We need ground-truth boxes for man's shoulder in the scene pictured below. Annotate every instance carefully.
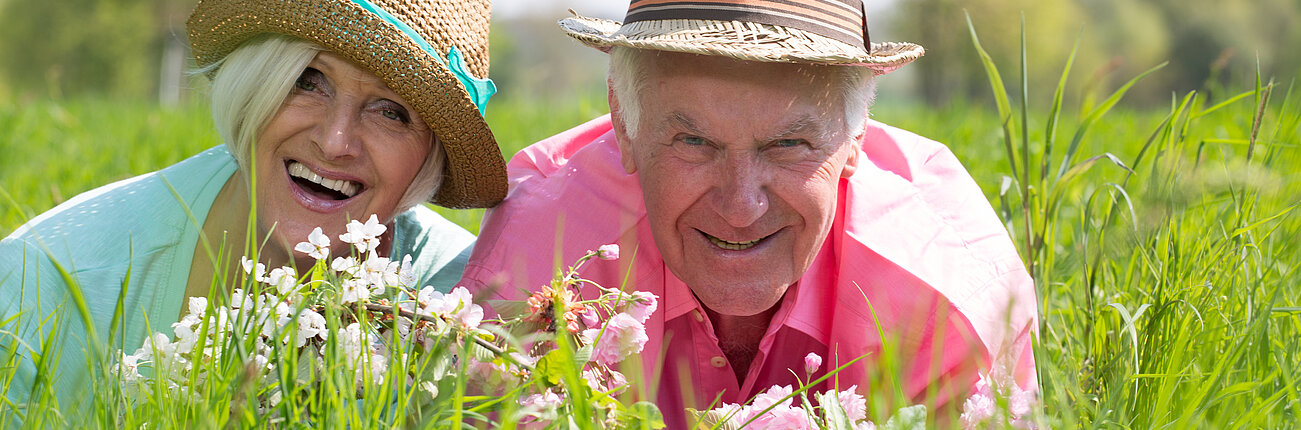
[462,115,649,300]
[857,119,959,184]
[508,115,617,179]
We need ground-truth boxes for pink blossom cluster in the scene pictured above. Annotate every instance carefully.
[699,383,876,430]
[959,370,1038,429]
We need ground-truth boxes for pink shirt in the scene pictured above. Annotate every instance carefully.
[460,115,1037,426]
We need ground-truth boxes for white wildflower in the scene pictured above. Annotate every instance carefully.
[397,255,416,288]
[293,227,331,260]
[241,256,268,282]
[339,278,371,305]
[332,256,360,277]
[185,296,207,318]
[339,214,386,254]
[295,309,329,347]
[266,267,298,296]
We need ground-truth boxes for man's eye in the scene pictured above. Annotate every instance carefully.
[775,139,805,148]
[681,136,706,146]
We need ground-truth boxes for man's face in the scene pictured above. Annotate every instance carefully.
[612,52,861,317]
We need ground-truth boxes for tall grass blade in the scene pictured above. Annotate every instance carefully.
[965,12,1019,184]
[1056,62,1167,179]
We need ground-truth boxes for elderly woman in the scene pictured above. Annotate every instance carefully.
[0,0,503,405]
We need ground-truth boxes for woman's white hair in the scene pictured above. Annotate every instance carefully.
[608,46,877,140]
[200,34,445,216]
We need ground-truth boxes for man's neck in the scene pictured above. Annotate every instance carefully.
[704,302,781,383]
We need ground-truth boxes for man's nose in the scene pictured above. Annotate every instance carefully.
[314,106,362,160]
[711,155,769,228]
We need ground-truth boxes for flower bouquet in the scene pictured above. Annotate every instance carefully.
[111,215,663,428]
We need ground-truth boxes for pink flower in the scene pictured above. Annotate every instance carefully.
[960,391,996,428]
[578,306,601,328]
[596,244,619,260]
[834,386,868,422]
[751,385,793,410]
[960,374,1037,429]
[620,291,658,323]
[757,405,812,429]
[518,389,563,427]
[803,352,822,375]
[582,313,648,366]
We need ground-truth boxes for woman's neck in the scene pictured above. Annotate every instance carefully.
[183,174,252,317]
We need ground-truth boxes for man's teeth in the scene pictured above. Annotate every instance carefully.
[707,235,762,251]
[288,162,360,197]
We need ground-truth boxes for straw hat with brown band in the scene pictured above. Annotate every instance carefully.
[188,0,506,209]
[560,0,925,75]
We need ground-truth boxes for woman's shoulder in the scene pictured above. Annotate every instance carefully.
[391,205,475,292]
[4,146,238,271]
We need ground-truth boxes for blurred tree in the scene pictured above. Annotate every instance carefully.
[894,0,1301,107]
[0,0,178,99]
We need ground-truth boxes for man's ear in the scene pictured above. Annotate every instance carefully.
[608,83,638,174]
[840,133,862,179]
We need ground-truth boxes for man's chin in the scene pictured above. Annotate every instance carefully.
[690,282,791,317]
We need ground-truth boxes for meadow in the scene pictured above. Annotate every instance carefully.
[2,39,1300,427]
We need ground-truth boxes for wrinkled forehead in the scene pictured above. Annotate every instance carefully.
[644,50,840,91]
[638,52,850,135]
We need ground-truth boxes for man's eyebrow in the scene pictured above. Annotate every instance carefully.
[665,112,704,135]
[763,115,829,142]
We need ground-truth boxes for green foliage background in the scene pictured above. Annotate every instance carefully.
[2,0,1301,427]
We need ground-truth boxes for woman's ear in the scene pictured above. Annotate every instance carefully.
[608,83,638,175]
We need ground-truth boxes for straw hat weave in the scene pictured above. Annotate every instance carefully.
[560,0,924,74]
[188,0,506,208]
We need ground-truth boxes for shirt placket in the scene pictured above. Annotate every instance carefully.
[687,307,743,403]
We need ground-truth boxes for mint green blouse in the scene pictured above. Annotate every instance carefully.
[0,145,475,408]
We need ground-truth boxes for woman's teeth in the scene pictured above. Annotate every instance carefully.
[288,162,361,197]
[707,234,762,250]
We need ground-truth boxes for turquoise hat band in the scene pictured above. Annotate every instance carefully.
[348,0,497,114]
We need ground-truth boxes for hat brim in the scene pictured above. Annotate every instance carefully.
[189,0,506,208]
[559,14,924,75]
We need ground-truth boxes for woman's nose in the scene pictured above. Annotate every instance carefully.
[315,106,362,160]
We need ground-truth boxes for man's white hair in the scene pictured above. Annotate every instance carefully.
[607,46,877,140]
[201,34,445,216]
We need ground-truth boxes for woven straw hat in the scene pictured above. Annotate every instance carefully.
[560,0,924,75]
[188,0,506,209]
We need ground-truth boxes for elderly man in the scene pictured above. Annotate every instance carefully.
[460,0,1038,425]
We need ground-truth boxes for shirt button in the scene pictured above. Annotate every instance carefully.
[692,310,705,322]
[710,356,727,368]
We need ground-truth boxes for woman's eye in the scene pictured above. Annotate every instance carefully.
[376,103,411,123]
[294,70,321,92]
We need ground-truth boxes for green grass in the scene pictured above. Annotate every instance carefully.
[2,41,1300,426]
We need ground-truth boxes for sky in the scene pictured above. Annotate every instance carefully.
[493,0,630,20]
[492,0,897,21]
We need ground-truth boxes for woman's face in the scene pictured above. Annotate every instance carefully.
[254,51,431,267]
